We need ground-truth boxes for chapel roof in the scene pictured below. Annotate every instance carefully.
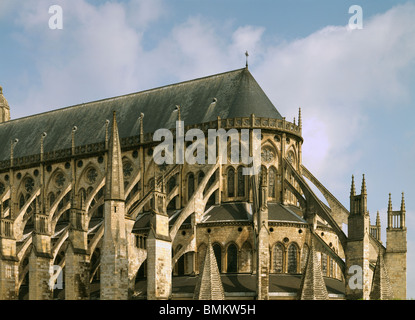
[0,68,282,162]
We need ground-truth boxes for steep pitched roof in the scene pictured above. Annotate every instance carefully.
[298,239,329,300]
[0,68,282,162]
[370,251,393,300]
[193,238,225,300]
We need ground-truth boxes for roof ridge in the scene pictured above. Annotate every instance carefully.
[1,68,247,126]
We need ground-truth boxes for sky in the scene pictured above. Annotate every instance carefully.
[1,0,415,298]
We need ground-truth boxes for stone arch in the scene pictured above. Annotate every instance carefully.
[74,162,102,204]
[268,166,278,199]
[48,191,56,208]
[227,167,235,198]
[45,168,68,196]
[187,172,195,201]
[287,242,300,274]
[173,245,185,276]
[212,242,223,273]
[226,242,239,273]
[197,170,205,186]
[90,246,101,285]
[122,156,135,183]
[261,139,280,168]
[167,174,178,194]
[237,166,246,197]
[16,173,36,198]
[135,259,147,281]
[286,146,297,168]
[272,242,285,273]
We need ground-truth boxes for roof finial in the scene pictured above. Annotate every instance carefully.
[401,192,406,212]
[388,193,392,212]
[361,174,367,195]
[350,175,356,196]
[245,51,249,68]
[174,105,181,122]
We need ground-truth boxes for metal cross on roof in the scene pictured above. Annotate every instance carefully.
[245,51,249,68]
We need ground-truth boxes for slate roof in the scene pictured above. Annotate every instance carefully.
[268,203,307,223]
[134,274,345,297]
[202,202,253,223]
[196,202,307,224]
[0,68,282,162]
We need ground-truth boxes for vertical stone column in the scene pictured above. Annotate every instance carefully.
[101,201,129,300]
[384,193,407,299]
[147,192,172,300]
[29,214,53,300]
[125,217,138,298]
[0,219,18,299]
[256,177,269,300]
[65,208,90,300]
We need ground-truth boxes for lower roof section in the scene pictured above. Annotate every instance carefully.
[133,274,345,300]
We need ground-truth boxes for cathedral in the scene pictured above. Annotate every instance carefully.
[0,67,407,300]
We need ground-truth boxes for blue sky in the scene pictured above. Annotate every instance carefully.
[1,0,415,298]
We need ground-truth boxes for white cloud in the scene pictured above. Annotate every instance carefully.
[254,3,415,195]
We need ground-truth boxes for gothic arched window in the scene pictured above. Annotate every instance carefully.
[287,243,298,274]
[321,252,327,276]
[227,168,235,197]
[273,243,284,273]
[213,243,222,273]
[187,173,195,200]
[268,166,277,198]
[226,243,238,273]
[237,167,245,197]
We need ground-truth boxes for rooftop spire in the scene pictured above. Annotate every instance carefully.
[361,174,367,195]
[104,111,125,201]
[401,192,406,212]
[0,85,11,123]
[298,107,302,129]
[350,175,356,196]
[376,210,381,226]
[388,193,392,212]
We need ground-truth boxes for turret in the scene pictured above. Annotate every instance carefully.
[346,174,370,299]
[0,86,10,123]
[384,193,407,299]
